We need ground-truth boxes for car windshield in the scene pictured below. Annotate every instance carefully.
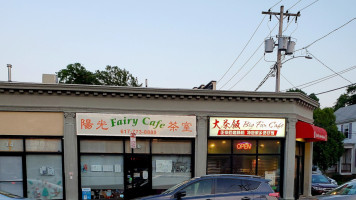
[326,181,356,195]
[161,180,190,194]
[312,175,330,184]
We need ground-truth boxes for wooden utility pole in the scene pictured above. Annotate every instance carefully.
[262,6,300,92]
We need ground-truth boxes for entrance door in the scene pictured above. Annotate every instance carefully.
[124,155,151,200]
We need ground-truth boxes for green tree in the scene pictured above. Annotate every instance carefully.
[313,107,345,172]
[334,84,356,111]
[57,63,100,85]
[57,63,142,87]
[96,66,142,87]
[286,88,319,102]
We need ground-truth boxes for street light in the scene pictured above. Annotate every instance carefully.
[281,55,312,65]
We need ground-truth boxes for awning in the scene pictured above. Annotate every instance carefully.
[296,121,327,142]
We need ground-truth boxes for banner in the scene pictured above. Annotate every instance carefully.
[76,113,196,138]
[210,117,285,137]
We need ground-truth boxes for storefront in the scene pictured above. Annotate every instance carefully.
[0,82,325,200]
[76,113,196,199]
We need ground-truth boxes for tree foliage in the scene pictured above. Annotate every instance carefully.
[334,84,356,111]
[57,63,141,87]
[57,63,100,85]
[286,88,319,102]
[313,107,345,172]
[96,66,142,87]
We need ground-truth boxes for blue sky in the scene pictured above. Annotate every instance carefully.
[0,0,355,108]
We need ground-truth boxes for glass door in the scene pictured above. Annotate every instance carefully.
[124,155,151,200]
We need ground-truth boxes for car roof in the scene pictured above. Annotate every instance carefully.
[200,174,268,182]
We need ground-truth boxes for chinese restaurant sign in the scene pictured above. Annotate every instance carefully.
[76,113,196,138]
[209,117,285,138]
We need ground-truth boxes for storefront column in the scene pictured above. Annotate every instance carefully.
[303,142,313,197]
[195,116,208,177]
[283,118,297,200]
[64,112,78,199]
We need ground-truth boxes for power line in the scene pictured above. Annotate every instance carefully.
[218,0,284,88]
[308,51,352,84]
[282,65,356,91]
[217,15,266,83]
[281,73,296,88]
[315,83,355,95]
[270,0,283,10]
[296,17,356,52]
[228,55,264,90]
[287,0,302,11]
[299,0,319,11]
[255,65,275,91]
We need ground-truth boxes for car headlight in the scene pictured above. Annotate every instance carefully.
[312,186,322,191]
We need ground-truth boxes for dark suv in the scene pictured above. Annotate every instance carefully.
[138,174,279,200]
[311,174,338,195]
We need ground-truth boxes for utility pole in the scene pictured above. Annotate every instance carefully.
[262,6,300,92]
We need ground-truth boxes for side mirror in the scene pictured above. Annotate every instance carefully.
[174,190,186,199]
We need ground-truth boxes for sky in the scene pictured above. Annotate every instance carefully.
[0,0,355,108]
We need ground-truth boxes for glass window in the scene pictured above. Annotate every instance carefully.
[208,140,231,154]
[152,139,191,154]
[26,155,63,199]
[81,155,124,190]
[0,139,23,152]
[241,180,260,191]
[233,140,256,154]
[125,139,150,154]
[26,139,62,152]
[181,179,213,197]
[80,140,123,153]
[152,155,191,189]
[207,156,231,174]
[258,140,281,154]
[257,155,280,192]
[0,156,23,197]
[232,155,256,175]
[216,178,243,193]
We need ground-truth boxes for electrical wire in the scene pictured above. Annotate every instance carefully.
[281,73,296,88]
[217,15,267,84]
[270,0,283,10]
[219,22,279,90]
[299,0,319,11]
[282,65,356,91]
[308,51,353,84]
[314,83,356,95]
[287,0,302,11]
[295,17,356,52]
[228,55,264,90]
[255,65,275,91]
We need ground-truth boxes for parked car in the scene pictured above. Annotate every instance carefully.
[303,179,356,200]
[311,174,338,195]
[137,174,279,200]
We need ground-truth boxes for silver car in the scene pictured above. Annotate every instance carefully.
[138,174,279,200]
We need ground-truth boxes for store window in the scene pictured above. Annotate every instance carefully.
[207,139,282,192]
[0,137,63,199]
[26,155,63,199]
[0,156,23,196]
[80,139,125,200]
[151,139,192,191]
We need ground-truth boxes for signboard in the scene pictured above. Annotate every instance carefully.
[76,113,196,137]
[82,188,91,200]
[210,117,285,138]
[130,133,137,149]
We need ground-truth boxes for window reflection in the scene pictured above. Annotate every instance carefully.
[208,140,231,154]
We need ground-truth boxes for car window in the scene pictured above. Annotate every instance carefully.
[180,179,213,197]
[312,175,330,184]
[216,178,243,193]
[241,180,260,191]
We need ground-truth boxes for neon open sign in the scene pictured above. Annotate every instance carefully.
[236,142,252,150]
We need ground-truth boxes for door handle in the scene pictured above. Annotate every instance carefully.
[242,197,250,200]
